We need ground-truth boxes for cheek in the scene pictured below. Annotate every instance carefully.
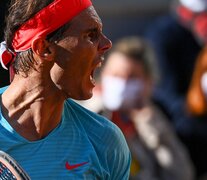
[79,39,97,56]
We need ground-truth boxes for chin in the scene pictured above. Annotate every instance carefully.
[79,85,94,100]
[81,92,93,100]
[72,90,93,101]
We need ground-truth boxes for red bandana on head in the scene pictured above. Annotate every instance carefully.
[0,0,92,69]
[176,5,207,43]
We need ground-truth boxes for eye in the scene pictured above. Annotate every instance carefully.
[86,30,99,42]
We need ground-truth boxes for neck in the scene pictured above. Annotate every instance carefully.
[1,74,66,141]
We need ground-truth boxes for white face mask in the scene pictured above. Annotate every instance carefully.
[101,75,144,111]
[201,72,207,97]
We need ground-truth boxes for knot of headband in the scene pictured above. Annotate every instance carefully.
[0,0,92,70]
[0,42,15,70]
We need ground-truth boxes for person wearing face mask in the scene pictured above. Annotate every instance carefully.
[79,36,195,180]
[101,75,144,111]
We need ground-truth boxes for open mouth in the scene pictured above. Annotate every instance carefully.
[90,71,96,85]
[90,61,102,86]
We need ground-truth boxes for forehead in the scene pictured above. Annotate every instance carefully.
[104,52,144,77]
[68,6,102,33]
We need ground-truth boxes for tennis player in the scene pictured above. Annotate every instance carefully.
[0,0,131,179]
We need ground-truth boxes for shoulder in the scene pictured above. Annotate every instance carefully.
[64,99,131,179]
[151,15,181,32]
[64,99,126,145]
[0,86,8,94]
[136,105,174,133]
[145,15,185,44]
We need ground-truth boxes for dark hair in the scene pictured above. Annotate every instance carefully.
[5,0,70,74]
[108,36,159,82]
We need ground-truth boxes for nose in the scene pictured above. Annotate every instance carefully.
[98,33,112,53]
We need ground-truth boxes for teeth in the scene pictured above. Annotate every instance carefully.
[90,75,96,85]
[101,56,105,61]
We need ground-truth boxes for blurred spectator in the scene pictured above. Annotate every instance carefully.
[186,46,207,180]
[187,46,207,116]
[145,0,207,178]
[78,36,195,180]
[144,0,202,119]
[0,0,10,86]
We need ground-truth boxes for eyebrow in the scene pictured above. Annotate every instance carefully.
[86,28,99,33]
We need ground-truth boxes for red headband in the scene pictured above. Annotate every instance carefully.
[12,0,92,52]
[0,0,92,70]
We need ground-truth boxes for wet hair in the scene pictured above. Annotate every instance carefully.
[108,36,159,83]
[4,0,70,74]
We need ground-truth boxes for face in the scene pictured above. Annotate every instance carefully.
[50,6,112,100]
[101,52,151,110]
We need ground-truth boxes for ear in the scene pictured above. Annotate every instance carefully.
[31,38,55,62]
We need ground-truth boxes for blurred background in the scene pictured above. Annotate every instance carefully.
[93,0,172,41]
